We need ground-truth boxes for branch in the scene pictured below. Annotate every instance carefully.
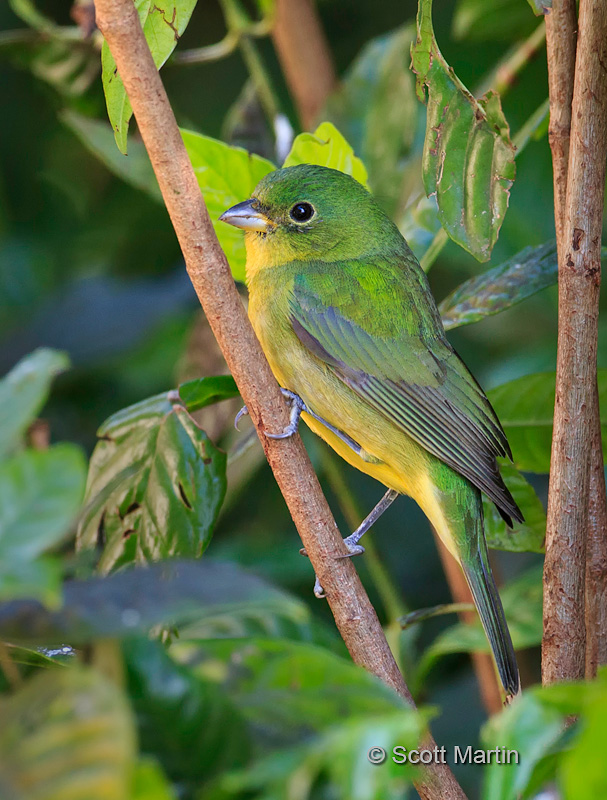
[93,1,467,796]
[270,0,337,129]
[543,0,607,685]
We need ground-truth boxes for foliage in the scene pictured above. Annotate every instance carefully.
[1,0,604,797]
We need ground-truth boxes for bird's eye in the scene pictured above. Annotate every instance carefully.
[289,202,315,223]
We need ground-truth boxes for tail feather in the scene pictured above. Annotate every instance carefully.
[461,540,520,699]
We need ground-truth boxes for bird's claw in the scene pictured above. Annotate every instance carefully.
[234,405,249,431]
[336,538,366,559]
[313,576,326,598]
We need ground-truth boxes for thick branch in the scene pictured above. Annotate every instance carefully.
[94,1,466,796]
[271,0,337,129]
[543,0,607,685]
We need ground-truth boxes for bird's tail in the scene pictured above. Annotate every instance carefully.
[460,533,520,699]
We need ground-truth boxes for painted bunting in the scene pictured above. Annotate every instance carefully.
[220,164,522,697]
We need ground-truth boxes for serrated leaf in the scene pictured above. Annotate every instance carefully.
[182,130,275,282]
[411,0,516,261]
[488,369,607,473]
[0,561,319,646]
[124,638,250,791]
[440,240,557,330]
[62,110,162,200]
[283,121,368,187]
[0,348,70,460]
[324,26,417,212]
[78,399,226,572]
[483,462,545,553]
[102,0,198,153]
[0,444,86,604]
[420,565,543,675]
[0,666,136,800]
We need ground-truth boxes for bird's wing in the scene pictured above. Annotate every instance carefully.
[290,262,522,525]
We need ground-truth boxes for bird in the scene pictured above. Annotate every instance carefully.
[220,164,522,698]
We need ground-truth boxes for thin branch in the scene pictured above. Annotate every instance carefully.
[270,0,337,129]
[543,0,607,685]
[94,1,467,796]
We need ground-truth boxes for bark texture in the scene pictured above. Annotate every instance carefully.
[543,0,607,685]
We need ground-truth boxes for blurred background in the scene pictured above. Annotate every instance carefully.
[0,0,599,795]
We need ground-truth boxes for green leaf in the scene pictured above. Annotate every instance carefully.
[0,444,86,604]
[411,0,516,261]
[177,375,239,412]
[62,110,162,200]
[0,666,136,800]
[131,759,177,800]
[481,681,582,800]
[488,369,607,473]
[419,565,543,675]
[124,638,250,791]
[452,0,539,41]
[527,0,552,16]
[483,463,545,553]
[78,398,227,571]
[283,121,369,187]
[440,240,557,330]
[324,26,417,213]
[101,0,198,154]
[0,348,69,460]
[0,561,319,645]
[214,640,430,799]
[182,130,275,282]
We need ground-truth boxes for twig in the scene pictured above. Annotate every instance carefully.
[94,1,467,796]
[477,22,546,96]
[270,0,337,129]
[542,0,607,685]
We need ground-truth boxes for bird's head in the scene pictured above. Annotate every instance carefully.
[219,164,403,277]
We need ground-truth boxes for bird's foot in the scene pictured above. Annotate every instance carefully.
[265,389,305,439]
[335,534,366,558]
[313,575,326,598]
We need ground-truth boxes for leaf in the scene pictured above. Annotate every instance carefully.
[131,759,177,800]
[419,565,543,676]
[527,0,552,16]
[283,121,368,187]
[411,0,516,261]
[0,444,86,604]
[323,26,417,213]
[488,369,607,473]
[132,761,176,800]
[452,0,539,41]
[0,561,320,646]
[0,666,136,800]
[214,640,430,799]
[124,638,250,791]
[78,398,227,572]
[62,110,162,200]
[0,348,70,460]
[177,375,239,412]
[182,130,275,282]
[483,462,545,553]
[481,681,583,800]
[440,240,557,330]
[101,0,198,154]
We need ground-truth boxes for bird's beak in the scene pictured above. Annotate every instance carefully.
[219,199,270,232]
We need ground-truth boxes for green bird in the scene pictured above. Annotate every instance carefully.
[220,164,522,698]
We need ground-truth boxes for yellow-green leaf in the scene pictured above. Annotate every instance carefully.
[283,122,368,187]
